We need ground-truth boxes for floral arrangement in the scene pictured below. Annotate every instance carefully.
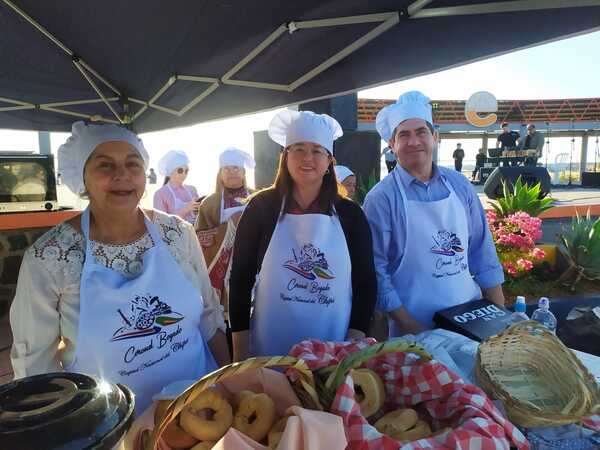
[487,210,546,278]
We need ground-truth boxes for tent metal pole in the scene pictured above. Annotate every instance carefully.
[179,83,220,116]
[222,79,290,91]
[73,60,123,123]
[2,0,72,55]
[40,105,119,123]
[295,12,397,29]
[407,0,435,16]
[42,98,120,108]
[2,0,121,96]
[128,97,149,122]
[221,25,287,82]
[289,13,399,91]
[411,0,600,19]
[178,75,219,83]
[0,105,35,112]
[148,104,180,116]
[148,76,177,105]
[0,96,31,106]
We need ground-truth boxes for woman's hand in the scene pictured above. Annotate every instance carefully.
[232,330,250,362]
[207,330,231,367]
[184,199,202,215]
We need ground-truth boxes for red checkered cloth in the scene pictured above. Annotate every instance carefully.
[290,339,530,450]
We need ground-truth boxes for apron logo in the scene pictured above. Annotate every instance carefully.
[111,294,184,341]
[283,244,335,280]
[430,230,464,257]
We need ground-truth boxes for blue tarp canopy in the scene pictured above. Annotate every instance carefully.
[1,0,600,133]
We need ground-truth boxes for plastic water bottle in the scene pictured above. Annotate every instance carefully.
[509,296,529,325]
[531,297,557,334]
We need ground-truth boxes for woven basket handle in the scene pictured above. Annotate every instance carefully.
[318,340,432,408]
[148,356,315,450]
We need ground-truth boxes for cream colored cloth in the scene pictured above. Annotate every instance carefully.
[9,210,225,379]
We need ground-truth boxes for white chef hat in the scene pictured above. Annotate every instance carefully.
[219,147,255,170]
[334,165,354,182]
[268,110,343,154]
[158,150,190,176]
[58,121,149,196]
[375,91,433,142]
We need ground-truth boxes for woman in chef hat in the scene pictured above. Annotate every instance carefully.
[10,121,229,415]
[195,147,255,350]
[334,165,357,200]
[153,149,201,223]
[195,147,255,230]
[228,110,377,361]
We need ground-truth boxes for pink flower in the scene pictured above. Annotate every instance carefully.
[517,258,534,271]
[504,262,518,277]
[531,247,545,260]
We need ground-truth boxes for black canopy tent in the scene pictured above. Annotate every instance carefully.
[1,0,600,133]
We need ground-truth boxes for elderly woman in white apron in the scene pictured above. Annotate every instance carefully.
[229,111,377,361]
[153,149,201,223]
[10,122,230,414]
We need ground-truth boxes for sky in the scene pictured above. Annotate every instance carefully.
[1,29,600,194]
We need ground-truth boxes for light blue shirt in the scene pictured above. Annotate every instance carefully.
[362,164,504,312]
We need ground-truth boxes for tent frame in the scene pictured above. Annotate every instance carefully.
[2,0,600,127]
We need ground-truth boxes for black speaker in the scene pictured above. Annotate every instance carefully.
[484,166,551,199]
[334,130,381,187]
[300,93,358,130]
[582,172,600,187]
[253,130,281,189]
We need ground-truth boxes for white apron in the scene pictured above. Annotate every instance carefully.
[250,203,352,356]
[219,189,247,224]
[167,183,195,223]
[67,208,216,414]
[389,171,481,337]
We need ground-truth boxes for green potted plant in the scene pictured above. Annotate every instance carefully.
[355,170,380,205]
[490,176,555,218]
[557,211,600,291]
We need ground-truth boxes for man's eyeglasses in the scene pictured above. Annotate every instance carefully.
[176,167,189,174]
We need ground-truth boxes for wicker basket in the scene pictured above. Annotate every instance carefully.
[314,340,432,410]
[476,320,600,428]
[147,355,320,450]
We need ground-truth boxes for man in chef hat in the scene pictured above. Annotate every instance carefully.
[363,91,504,337]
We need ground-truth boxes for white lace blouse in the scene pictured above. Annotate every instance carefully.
[10,210,225,379]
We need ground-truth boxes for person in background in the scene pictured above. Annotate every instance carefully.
[519,124,544,166]
[471,148,487,182]
[153,150,201,223]
[10,122,229,414]
[147,168,157,184]
[229,110,376,361]
[363,91,504,338]
[496,122,520,150]
[382,146,397,173]
[334,165,357,199]
[196,147,255,231]
[195,148,255,350]
[452,143,465,173]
